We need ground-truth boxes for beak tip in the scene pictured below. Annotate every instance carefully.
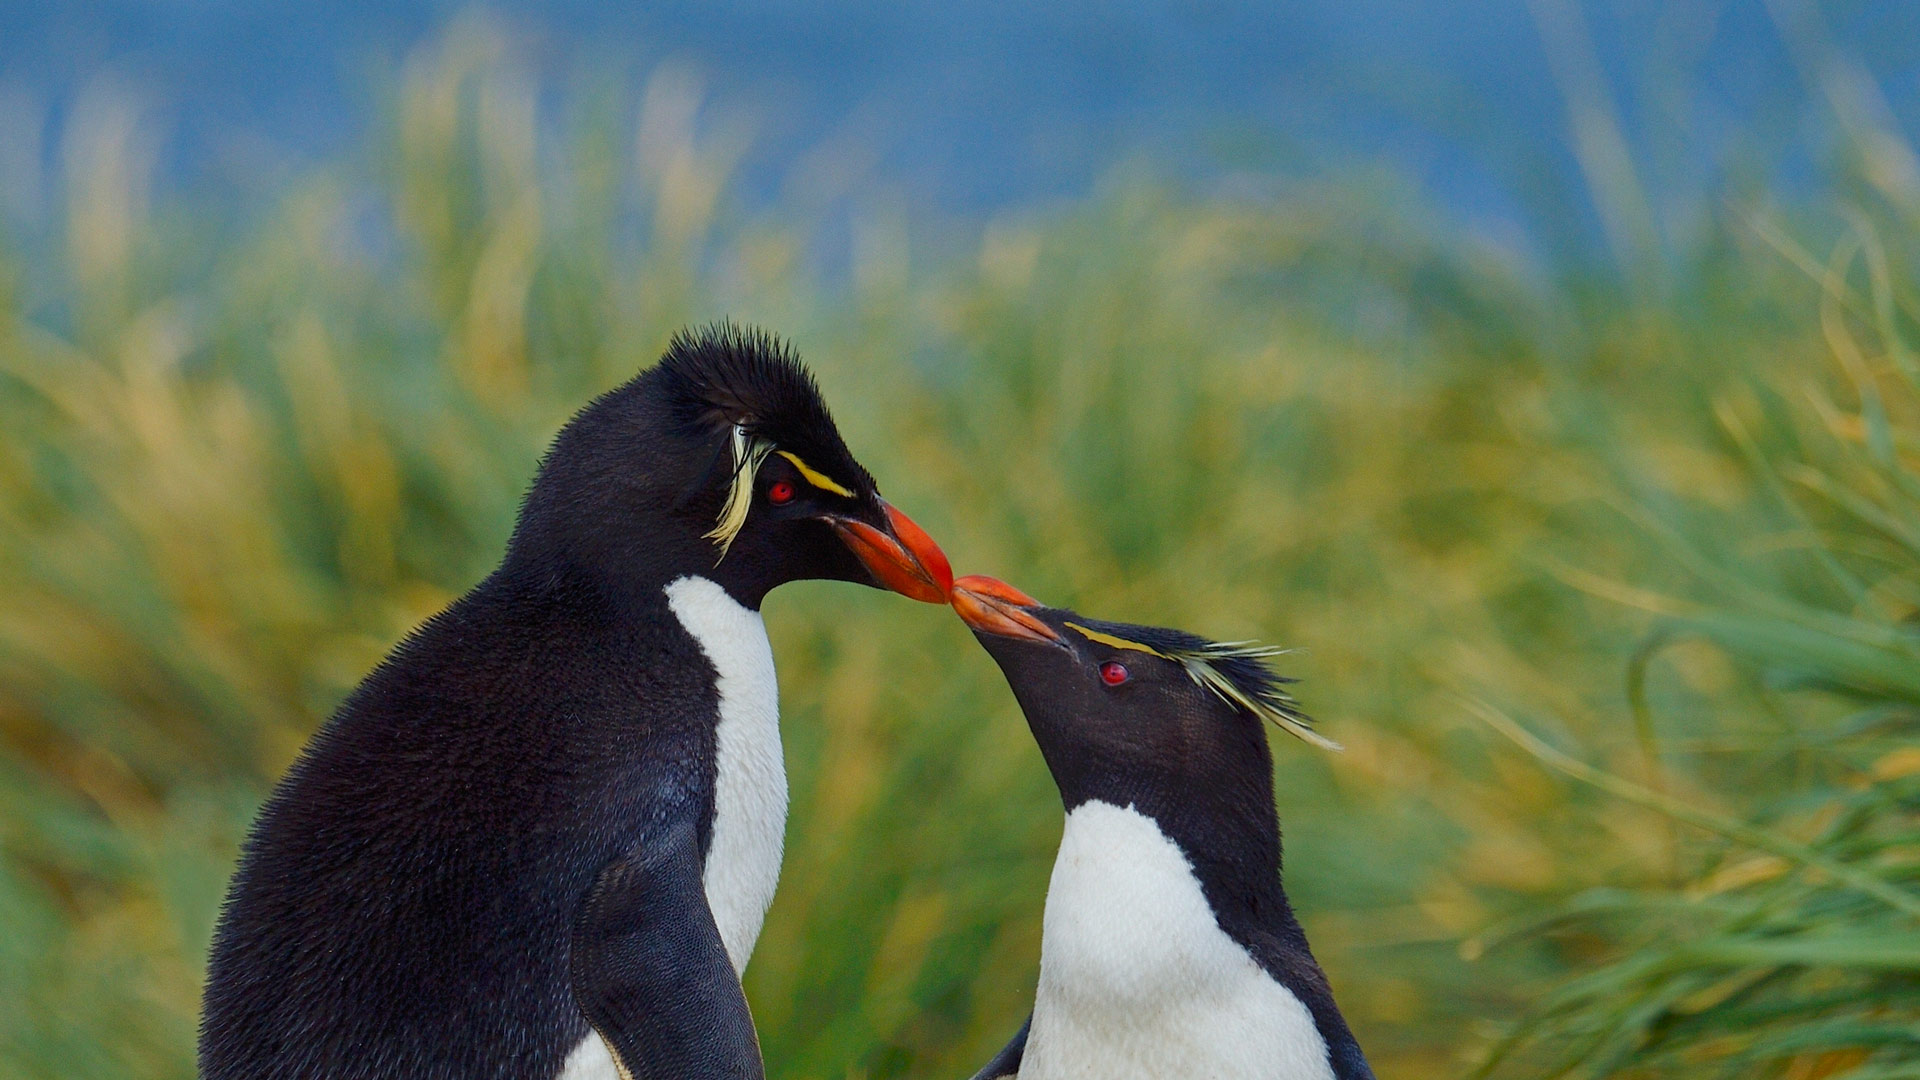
[950,575,1064,644]
[882,503,952,598]
[951,574,1040,607]
[833,504,952,604]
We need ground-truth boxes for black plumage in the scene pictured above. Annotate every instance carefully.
[200,325,945,1080]
[953,584,1374,1080]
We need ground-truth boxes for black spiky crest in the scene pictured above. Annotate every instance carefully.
[655,323,874,554]
[656,324,866,478]
[1062,615,1334,750]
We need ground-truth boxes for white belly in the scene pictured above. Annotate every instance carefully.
[665,574,788,974]
[557,576,788,1080]
[1019,801,1334,1080]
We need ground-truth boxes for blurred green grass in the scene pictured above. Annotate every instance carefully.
[2,21,1918,1080]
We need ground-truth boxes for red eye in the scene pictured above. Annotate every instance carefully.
[768,480,796,505]
[1100,661,1129,686]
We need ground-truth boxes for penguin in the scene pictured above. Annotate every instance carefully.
[948,574,1373,1080]
[199,325,953,1080]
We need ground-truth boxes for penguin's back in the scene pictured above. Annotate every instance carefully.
[199,576,722,1080]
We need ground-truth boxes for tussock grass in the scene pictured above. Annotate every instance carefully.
[1462,220,1920,1078]
[1,22,1915,1080]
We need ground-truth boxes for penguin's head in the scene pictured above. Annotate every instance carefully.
[950,574,1335,817]
[508,324,951,607]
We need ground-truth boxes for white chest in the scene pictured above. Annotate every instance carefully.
[665,575,788,975]
[558,577,788,1080]
[1019,801,1334,1080]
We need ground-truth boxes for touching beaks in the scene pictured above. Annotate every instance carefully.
[950,574,1066,645]
[830,501,954,604]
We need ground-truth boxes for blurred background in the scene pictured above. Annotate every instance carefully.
[3,1,1919,1077]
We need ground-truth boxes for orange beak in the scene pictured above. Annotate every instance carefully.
[830,501,954,604]
[950,574,1065,645]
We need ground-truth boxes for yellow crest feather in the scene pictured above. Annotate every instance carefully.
[1065,622,1172,658]
[703,425,774,561]
[1070,621,1339,751]
[775,450,855,497]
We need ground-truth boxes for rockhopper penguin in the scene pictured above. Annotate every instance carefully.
[199,325,952,1080]
[949,575,1372,1080]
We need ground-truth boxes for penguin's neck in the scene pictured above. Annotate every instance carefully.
[1020,799,1339,1080]
[499,498,771,617]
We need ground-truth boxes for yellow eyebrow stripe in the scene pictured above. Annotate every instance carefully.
[1065,622,1170,658]
[775,451,855,497]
